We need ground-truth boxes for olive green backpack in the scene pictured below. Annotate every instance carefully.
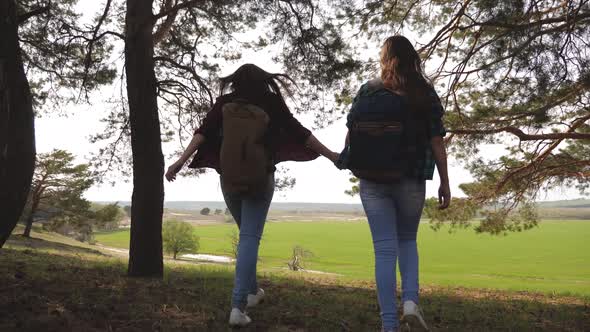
[219,100,272,195]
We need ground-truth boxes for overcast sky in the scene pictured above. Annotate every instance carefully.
[34,1,585,204]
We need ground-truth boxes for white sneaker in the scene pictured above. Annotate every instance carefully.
[246,288,265,308]
[228,308,251,327]
[401,300,429,331]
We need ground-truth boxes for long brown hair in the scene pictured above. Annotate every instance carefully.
[220,64,295,103]
[380,35,433,114]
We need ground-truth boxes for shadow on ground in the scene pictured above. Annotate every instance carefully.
[0,248,588,331]
[5,235,106,256]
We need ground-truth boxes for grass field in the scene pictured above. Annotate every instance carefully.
[94,220,590,297]
[3,235,589,331]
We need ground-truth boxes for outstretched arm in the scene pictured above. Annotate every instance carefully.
[305,134,339,163]
[431,135,450,209]
[165,133,206,182]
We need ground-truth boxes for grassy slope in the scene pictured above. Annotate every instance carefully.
[2,234,589,332]
[7,225,105,253]
[95,221,590,296]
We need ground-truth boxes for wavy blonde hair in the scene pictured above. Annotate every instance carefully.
[380,35,431,101]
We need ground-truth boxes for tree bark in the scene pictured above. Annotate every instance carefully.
[23,194,40,238]
[125,0,164,277]
[23,215,33,238]
[0,0,36,248]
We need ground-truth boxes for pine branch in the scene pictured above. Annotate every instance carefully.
[17,4,51,25]
[153,56,213,105]
[493,113,590,194]
[451,127,590,141]
[152,0,207,21]
[79,0,114,99]
[153,0,178,44]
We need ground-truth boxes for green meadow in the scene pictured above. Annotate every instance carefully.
[94,220,590,297]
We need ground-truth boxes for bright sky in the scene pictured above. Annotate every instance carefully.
[34,1,584,204]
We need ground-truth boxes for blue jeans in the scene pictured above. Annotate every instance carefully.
[222,175,275,310]
[360,178,426,330]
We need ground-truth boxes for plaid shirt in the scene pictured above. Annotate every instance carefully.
[346,80,446,180]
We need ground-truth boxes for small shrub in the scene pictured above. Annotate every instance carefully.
[224,215,236,223]
[162,220,199,259]
[200,207,210,215]
[287,245,314,271]
[227,230,239,259]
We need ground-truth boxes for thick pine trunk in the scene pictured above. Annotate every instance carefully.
[125,0,164,277]
[0,0,36,248]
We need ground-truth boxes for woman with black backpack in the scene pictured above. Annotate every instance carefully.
[165,63,338,327]
[337,36,451,332]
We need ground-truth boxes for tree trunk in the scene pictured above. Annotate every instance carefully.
[0,0,36,248]
[125,0,164,277]
[23,215,33,238]
[23,195,40,238]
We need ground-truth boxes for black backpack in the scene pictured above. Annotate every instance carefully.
[338,80,423,183]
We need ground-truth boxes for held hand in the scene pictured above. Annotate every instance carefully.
[326,151,340,164]
[438,182,451,209]
[165,160,184,182]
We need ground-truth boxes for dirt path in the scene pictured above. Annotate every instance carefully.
[93,243,234,266]
[93,244,343,276]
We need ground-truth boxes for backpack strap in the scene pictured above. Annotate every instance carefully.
[231,98,250,104]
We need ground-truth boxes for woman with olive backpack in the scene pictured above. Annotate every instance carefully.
[165,63,338,327]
